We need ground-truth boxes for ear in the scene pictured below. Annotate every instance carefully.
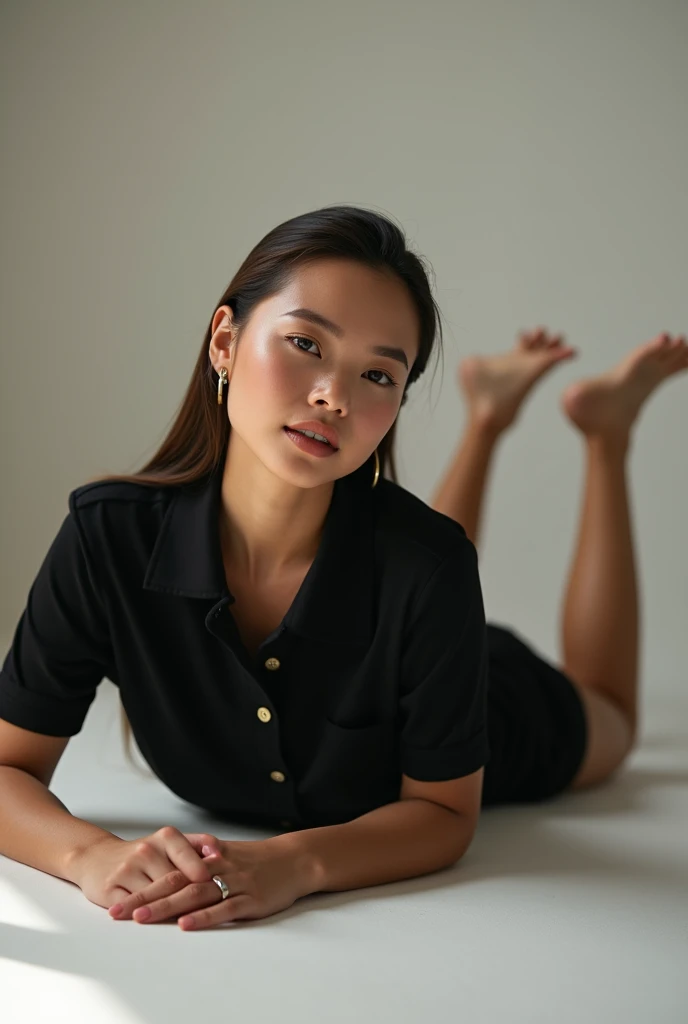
[208,305,237,374]
[211,304,233,336]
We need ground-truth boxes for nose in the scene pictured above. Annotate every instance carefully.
[311,376,349,414]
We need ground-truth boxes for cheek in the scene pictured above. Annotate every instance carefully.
[258,338,306,393]
[234,342,298,405]
[363,391,400,435]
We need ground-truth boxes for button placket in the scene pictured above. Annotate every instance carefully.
[256,701,284,781]
[259,657,286,787]
[253,637,290,801]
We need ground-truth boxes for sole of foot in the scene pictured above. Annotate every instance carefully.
[458,327,578,432]
[560,332,688,443]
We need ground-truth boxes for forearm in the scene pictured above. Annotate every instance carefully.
[286,798,477,895]
[0,765,116,882]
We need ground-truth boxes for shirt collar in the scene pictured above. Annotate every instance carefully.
[142,457,377,646]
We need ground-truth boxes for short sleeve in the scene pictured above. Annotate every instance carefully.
[0,498,112,736]
[398,539,491,781]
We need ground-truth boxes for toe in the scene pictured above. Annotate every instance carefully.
[670,342,688,370]
[661,337,685,363]
[649,333,669,351]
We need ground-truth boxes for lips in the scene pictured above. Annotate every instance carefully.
[285,420,340,449]
[283,427,338,459]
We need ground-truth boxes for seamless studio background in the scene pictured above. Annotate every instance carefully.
[2,3,686,696]
[0,3,687,1022]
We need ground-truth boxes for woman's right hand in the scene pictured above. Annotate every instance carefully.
[67,826,222,909]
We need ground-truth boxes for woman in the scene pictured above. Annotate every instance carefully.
[0,205,685,931]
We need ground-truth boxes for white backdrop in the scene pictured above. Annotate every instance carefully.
[2,4,687,1023]
[2,1,686,693]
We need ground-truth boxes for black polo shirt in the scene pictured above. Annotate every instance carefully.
[0,458,491,831]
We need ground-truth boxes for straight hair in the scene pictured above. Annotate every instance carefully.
[85,205,445,772]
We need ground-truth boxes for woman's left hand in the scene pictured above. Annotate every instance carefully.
[107,833,317,929]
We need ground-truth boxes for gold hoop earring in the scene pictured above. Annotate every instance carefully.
[217,367,228,405]
[371,448,380,489]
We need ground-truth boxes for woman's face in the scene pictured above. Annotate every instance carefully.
[209,258,420,487]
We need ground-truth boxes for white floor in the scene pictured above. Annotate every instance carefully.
[1,677,686,1024]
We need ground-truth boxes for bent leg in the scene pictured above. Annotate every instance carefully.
[559,332,687,789]
[430,328,576,549]
[430,418,502,550]
[560,436,640,736]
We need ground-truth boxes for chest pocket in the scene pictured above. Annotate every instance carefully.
[299,717,401,825]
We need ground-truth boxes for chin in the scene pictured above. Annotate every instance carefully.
[265,457,336,489]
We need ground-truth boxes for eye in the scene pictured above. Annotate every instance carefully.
[366,369,398,387]
[285,335,399,388]
[287,334,319,355]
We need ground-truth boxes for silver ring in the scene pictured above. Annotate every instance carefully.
[212,874,230,900]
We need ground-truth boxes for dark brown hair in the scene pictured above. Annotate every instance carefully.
[88,204,445,772]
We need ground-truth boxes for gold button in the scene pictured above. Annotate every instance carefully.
[257,707,271,723]
[264,657,281,671]
[270,770,286,783]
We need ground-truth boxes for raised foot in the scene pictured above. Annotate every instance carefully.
[458,327,577,432]
[560,332,688,441]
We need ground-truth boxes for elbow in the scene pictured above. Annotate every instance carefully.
[447,814,479,865]
[412,798,479,865]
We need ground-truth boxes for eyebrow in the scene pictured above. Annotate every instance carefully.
[280,307,409,371]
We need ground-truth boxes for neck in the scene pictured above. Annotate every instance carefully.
[218,432,334,582]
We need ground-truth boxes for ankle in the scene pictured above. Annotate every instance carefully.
[584,431,631,460]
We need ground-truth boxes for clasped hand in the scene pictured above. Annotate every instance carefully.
[73,826,314,929]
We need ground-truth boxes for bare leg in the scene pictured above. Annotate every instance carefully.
[560,332,688,740]
[429,419,502,549]
[430,328,577,549]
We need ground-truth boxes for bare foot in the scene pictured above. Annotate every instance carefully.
[561,332,688,444]
[459,327,578,431]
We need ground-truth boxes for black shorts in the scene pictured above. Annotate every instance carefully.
[481,623,588,806]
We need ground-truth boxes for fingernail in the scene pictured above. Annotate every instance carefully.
[134,907,151,922]
[202,845,212,856]
[110,904,123,916]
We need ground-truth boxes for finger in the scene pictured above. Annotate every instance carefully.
[120,868,156,893]
[183,833,222,857]
[131,880,221,924]
[111,845,224,918]
[109,869,191,919]
[109,885,133,905]
[179,894,254,931]
[134,840,180,881]
[155,827,217,884]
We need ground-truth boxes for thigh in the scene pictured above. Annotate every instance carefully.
[563,679,634,791]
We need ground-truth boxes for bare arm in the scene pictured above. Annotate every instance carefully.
[285,797,477,894]
[0,765,116,883]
